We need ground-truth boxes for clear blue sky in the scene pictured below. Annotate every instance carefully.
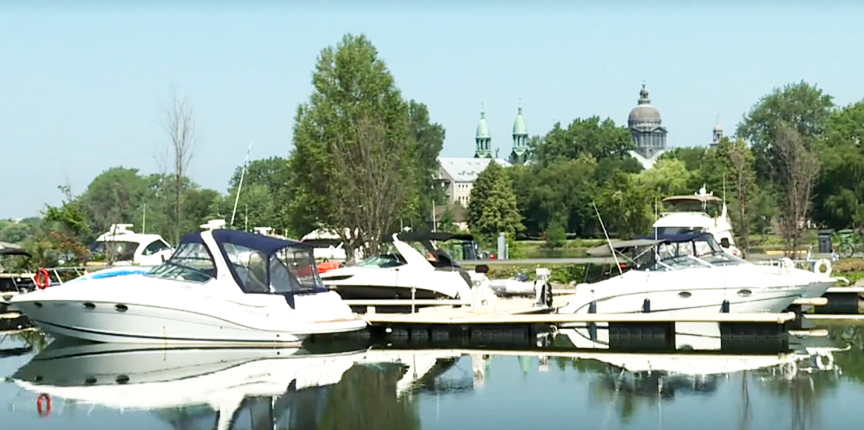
[2,1,863,219]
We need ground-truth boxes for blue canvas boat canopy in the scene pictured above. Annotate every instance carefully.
[181,229,310,257]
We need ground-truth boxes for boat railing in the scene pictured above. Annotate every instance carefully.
[658,211,713,216]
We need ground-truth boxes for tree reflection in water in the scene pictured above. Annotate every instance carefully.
[151,362,421,430]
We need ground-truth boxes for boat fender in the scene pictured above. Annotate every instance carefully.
[37,393,51,417]
[35,268,51,290]
[813,259,832,277]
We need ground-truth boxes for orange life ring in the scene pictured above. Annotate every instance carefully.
[35,268,51,290]
[37,393,51,417]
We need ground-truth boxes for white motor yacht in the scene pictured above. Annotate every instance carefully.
[558,232,835,315]
[90,223,174,266]
[9,229,367,345]
[653,187,742,257]
[320,232,485,301]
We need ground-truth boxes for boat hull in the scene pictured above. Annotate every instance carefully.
[559,266,834,315]
[16,299,366,346]
[10,275,367,346]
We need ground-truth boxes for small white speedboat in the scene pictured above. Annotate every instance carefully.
[9,229,367,345]
[558,232,835,315]
[320,232,484,301]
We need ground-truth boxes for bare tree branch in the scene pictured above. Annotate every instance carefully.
[164,93,196,243]
[774,124,820,256]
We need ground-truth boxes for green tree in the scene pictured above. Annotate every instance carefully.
[212,157,293,233]
[467,161,523,243]
[42,185,90,264]
[0,222,31,244]
[634,158,692,202]
[813,100,864,229]
[596,172,653,238]
[535,116,634,166]
[515,156,598,237]
[407,101,447,231]
[773,124,821,255]
[718,137,757,255]
[77,167,149,241]
[737,81,834,181]
[289,34,432,258]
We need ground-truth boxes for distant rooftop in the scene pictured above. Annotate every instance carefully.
[438,157,511,182]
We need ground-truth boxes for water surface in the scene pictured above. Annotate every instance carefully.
[2,324,864,429]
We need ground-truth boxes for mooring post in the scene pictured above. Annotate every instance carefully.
[721,300,730,313]
[411,286,416,314]
[589,301,597,314]
[642,298,651,313]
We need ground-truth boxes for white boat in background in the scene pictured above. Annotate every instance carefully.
[10,229,366,345]
[559,232,835,315]
[320,232,487,301]
[89,224,174,266]
[653,186,742,257]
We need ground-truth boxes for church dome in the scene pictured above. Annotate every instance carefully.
[476,108,491,139]
[628,84,661,127]
[713,121,723,132]
[512,104,528,135]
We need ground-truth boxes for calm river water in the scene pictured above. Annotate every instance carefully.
[2,323,864,430]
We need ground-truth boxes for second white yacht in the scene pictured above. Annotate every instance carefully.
[558,232,835,315]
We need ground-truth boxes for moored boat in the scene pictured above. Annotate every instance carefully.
[558,232,835,315]
[9,229,366,345]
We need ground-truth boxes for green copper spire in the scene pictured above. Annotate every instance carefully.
[476,104,491,139]
[475,103,492,158]
[512,99,528,136]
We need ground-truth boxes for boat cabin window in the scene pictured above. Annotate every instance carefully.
[655,227,706,236]
[143,239,171,256]
[222,244,271,293]
[222,243,324,294]
[270,248,322,293]
[91,240,138,262]
[148,242,216,282]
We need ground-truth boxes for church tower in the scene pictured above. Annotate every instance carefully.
[711,118,723,148]
[475,105,492,158]
[510,101,529,164]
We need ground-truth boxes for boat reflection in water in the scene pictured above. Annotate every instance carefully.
[6,321,855,430]
[10,340,469,430]
[551,321,851,427]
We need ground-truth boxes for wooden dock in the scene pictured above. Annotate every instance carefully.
[364,311,797,326]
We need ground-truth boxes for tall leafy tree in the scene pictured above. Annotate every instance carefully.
[535,116,633,166]
[289,34,431,258]
[467,161,523,243]
[813,100,864,229]
[737,81,833,181]
[407,101,446,230]
[77,167,149,242]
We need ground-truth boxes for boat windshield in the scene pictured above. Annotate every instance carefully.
[356,253,405,268]
[641,234,745,271]
[148,242,216,282]
[664,200,723,217]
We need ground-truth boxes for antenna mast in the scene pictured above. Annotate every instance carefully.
[230,141,253,227]
[593,202,623,276]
